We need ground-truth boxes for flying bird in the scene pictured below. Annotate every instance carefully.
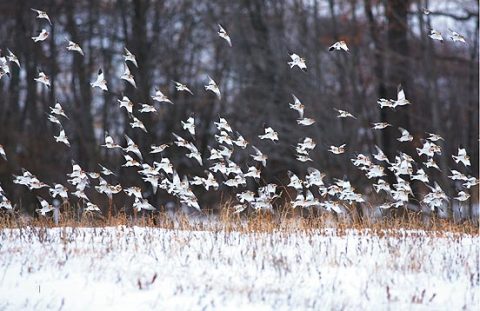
[174,81,193,95]
[288,53,307,71]
[124,48,138,67]
[32,29,49,42]
[205,76,221,99]
[34,71,50,88]
[218,24,232,47]
[328,40,349,52]
[91,69,108,91]
[31,8,52,25]
[66,39,84,56]
[121,65,137,88]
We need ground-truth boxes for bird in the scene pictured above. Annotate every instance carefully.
[251,146,267,167]
[150,144,169,154]
[91,69,108,91]
[118,96,134,114]
[174,81,193,95]
[429,29,444,42]
[122,154,141,167]
[31,8,52,25]
[121,65,137,88]
[151,89,173,104]
[32,29,49,42]
[130,115,148,132]
[50,102,68,119]
[49,184,69,201]
[205,76,221,99]
[36,197,54,216]
[181,117,195,136]
[6,49,20,68]
[288,53,307,71]
[452,148,470,167]
[289,94,304,118]
[124,48,138,67]
[454,191,470,202]
[218,24,232,47]
[102,132,121,149]
[123,135,143,160]
[54,129,70,147]
[85,202,101,212]
[0,145,6,161]
[411,168,429,184]
[371,122,391,130]
[328,40,349,52]
[34,71,50,88]
[297,118,316,126]
[449,29,466,43]
[334,108,356,119]
[397,127,413,142]
[139,103,157,113]
[66,39,84,56]
[99,164,115,176]
[426,132,444,142]
[329,144,346,155]
[259,127,278,142]
[393,85,410,107]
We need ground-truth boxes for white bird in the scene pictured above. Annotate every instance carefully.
[91,69,108,91]
[122,154,141,167]
[49,184,69,201]
[218,24,232,47]
[102,132,121,149]
[123,135,143,160]
[454,191,470,202]
[47,114,62,126]
[429,29,443,42]
[54,129,70,147]
[297,117,316,126]
[328,40,349,52]
[121,65,136,88]
[329,144,346,155]
[394,85,410,107]
[0,56,10,79]
[289,94,304,118]
[36,197,54,216]
[372,122,391,130]
[181,117,195,136]
[34,71,50,88]
[174,81,193,95]
[448,170,468,181]
[288,53,307,71]
[66,39,84,56]
[124,186,143,199]
[31,8,52,24]
[85,202,101,212]
[205,76,221,99]
[233,133,248,149]
[150,144,169,154]
[305,167,325,188]
[411,168,429,184]
[259,127,278,142]
[334,108,356,119]
[397,127,413,142]
[50,102,68,119]
[151,89,173,104]
[0,145,6,161]
[31,29,49,42]
[452,148,470,167]
[214,117,232,133]
[99,164,115,176]
[130,116,147,132]
[377,98,395,109]
[118,96,134,114]
[251,146,267,167]
[123,48,138,67]
[139,103,157,113]
[373,146,389,163]
[449,29,466,43]
[6,49,20,68]
[133,198,155,212]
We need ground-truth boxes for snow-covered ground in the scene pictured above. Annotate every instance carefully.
[0,226,478,310]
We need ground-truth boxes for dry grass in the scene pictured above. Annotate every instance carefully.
[0,204,478,236]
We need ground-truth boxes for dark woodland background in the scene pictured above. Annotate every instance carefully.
[0,0,478,216]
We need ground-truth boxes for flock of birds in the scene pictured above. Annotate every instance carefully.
[0,8,477,218]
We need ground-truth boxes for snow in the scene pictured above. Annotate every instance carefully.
[0,227,478,310]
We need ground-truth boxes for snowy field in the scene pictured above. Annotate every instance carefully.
[0,226,478,310]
